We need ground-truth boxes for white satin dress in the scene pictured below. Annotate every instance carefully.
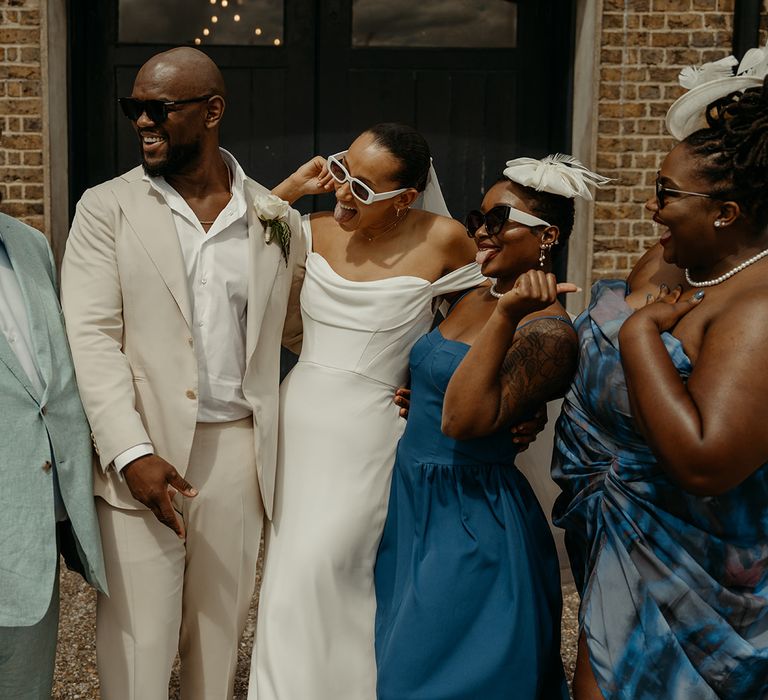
[248,218,484,700]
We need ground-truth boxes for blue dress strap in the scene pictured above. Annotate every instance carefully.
[444,288,475,316]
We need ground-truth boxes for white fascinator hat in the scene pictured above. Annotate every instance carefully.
[502,153,611,201]
[666,49,768,141]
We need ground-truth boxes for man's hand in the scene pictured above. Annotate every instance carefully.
[510,406,548,452]
[123,455,198,538]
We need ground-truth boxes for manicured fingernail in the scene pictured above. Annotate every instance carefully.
[693,290,705,300]
[190,488,199,496]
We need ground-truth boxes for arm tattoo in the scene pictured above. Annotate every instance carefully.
[498,319,578,426]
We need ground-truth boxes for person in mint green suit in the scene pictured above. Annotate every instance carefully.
[0,211,106,699]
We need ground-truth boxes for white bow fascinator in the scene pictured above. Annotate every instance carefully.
[502,154,611,201]
[666,47,768,141]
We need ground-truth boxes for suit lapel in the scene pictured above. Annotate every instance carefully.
[13,270,53,399]
[0,332,39,400]
[116,176,193,329]
[244,178,282,365]
[0,223,51,400]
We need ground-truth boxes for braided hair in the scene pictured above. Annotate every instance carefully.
[685,75,768,230]
[365,123,431,192]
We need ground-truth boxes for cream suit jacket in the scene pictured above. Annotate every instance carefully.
[61,166,304,519]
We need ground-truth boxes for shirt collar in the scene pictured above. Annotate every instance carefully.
[143,147,248,228]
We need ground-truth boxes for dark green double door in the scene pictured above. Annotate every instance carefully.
[69,0,575,218]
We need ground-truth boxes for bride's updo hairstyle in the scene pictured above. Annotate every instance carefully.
[365,123,431,193]
[685,75,768,230]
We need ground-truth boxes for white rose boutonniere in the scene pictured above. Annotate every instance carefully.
[254,193,291,265]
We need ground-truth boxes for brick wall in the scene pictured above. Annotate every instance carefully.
[592,0,736,280]
[0,0,45,234]
[0,2,763,272]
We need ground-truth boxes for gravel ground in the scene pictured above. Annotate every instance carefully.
[53,556,580,699]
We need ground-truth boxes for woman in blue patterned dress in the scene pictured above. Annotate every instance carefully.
[375,156,608,699]
[553,81,768,699]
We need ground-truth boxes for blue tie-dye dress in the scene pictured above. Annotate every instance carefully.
[552,279,768,699]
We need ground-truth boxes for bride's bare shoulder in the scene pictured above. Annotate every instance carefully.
[414,211,476,267]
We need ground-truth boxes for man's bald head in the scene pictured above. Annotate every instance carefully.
[134,47,226,99]
[129,48,227,178]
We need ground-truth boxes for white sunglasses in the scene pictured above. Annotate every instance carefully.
[327,150,408,205]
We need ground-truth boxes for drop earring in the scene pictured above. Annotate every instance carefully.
[539,242,553,268]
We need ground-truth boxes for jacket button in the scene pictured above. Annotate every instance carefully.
[187,337,193,347]
[42,461,52,472]
[186,390,197,400]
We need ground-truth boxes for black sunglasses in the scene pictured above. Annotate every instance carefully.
[118,95,212,124]
[654,177,713,209]
[466,205,550,238]
[466,206,513,238]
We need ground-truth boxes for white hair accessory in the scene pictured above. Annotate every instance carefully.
[666,47,768,141]
[678,56,738,90]
[502,154,611,201]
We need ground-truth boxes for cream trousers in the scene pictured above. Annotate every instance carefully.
[96,417,263,700]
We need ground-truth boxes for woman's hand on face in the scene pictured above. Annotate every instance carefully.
[496,270,578,322]
[272,156,334,204]
[290,156,335,198]
[629,285,704,333]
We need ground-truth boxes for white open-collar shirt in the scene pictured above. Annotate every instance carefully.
[114,148,252,472]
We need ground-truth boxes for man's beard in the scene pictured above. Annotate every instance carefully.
[141,138,202,178]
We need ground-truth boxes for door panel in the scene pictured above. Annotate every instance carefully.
[314,1,574,218]
[69,0,315,205]
[70,0,574,222]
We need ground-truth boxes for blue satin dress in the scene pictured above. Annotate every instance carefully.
[552,279,768,699]
[374,322,569,700]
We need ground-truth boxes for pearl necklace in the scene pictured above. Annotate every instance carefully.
[685,247,768,287]
[488,281,505,298]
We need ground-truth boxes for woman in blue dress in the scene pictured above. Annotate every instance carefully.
[374,155,608,699]
[553,80,768,698]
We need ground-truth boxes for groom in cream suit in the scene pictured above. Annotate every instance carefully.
[61,48,304,699]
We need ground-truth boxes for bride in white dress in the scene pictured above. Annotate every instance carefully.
[248,124,484,699]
